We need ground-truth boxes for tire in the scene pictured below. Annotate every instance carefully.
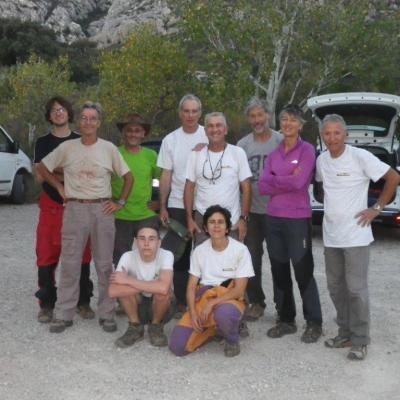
[10,173,25,204]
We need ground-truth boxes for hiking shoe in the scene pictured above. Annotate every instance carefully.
[347,345,367,361]
[148,323,168,347]
[99,318,117,333]
[49,319,73,333]
[239,320,250,338]
[301,322,322,344]
[267,322,297,338]
[115,322,144,348]
[245,304,265,321]
[224,342,240,357]
[324,335,352,348]
[77,304,95,320]
[37,308,53,324]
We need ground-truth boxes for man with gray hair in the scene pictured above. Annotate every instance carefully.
[316,113,400,360]
[237,97,282,321]
[37,101,133,334]
[184,112,252,246]
[157,94,208,317]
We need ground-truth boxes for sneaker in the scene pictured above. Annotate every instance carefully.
[148,323,168,347]
[239,320,250,338]
[224,342,240,357]
[245,304,265,321]
[49,319,73,333]
[77,304,95,320]
[115,322,144,348]
[347,345,367,361]
[37,308,53,324]
[301,322,322,344]
[324,335,352,348]
[99,318,117,333]
[267,321,297,338]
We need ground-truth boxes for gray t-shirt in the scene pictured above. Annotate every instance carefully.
[237,130,282,213]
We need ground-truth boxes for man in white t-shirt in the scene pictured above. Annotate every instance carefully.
[109,226,174,348]
[184,112,252,246]
[315,114,400,361]
[157,94,208,316]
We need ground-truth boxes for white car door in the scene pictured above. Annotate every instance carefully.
[0,127,17,196]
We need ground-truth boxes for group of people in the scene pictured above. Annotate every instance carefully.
[33,93,400,361]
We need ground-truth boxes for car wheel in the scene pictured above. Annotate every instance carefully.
[10,173,25,204]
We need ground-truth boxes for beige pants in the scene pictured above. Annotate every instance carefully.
[55,202,115,321]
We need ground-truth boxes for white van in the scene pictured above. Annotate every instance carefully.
[0,125,33,204]
[307,92,400,227]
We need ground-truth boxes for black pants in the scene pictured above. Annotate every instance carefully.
[244,213,269,307]
[265,216,322,325]
[161,208,192,306]
[35,263,93,309]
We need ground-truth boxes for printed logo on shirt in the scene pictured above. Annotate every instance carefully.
[336,172,350,176]
[248,154,267,181]
[222,267,235,271]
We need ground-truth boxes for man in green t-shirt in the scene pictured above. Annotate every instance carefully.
[112,113,161,268]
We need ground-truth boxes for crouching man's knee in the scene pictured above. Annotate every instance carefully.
[153,291,172,304]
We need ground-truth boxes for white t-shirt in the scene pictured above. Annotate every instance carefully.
[189,237,254,286]
[316,145,390,247]
[116,248,174,297]
[157,126,208,208]
[42,138,130,199]
[185,144,252,224]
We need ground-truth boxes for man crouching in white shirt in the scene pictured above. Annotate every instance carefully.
[108,225,174,348]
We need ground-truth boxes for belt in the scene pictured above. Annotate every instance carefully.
[66,198,110,204]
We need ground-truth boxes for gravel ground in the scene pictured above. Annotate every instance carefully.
[0,203,399,400]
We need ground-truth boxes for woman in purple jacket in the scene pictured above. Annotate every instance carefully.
[259,104,322,343]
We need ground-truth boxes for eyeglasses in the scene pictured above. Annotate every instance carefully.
[80,116,99,124]
[202,146,226,184]
[50,107,66,115]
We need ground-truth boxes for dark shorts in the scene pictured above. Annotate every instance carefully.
[138,295,176,325]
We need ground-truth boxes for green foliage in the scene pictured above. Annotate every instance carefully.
[170,0,400,125]
[62,39,101,84]
[0,18,62,66]
[98,24,191,133]
[3,55,76,152]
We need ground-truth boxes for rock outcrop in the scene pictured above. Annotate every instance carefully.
[0,0,176,46]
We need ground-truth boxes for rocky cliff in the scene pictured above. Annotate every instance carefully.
[0,0,176,47]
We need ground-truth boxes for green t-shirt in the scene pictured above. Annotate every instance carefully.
[112,145,160,221]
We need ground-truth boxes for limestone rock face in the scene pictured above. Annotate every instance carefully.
[0,0,175,46]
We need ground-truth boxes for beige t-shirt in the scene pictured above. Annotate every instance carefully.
[42,138,130,199]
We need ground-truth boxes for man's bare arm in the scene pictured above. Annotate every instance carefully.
[159,169,172,223]
[35,162,65,199]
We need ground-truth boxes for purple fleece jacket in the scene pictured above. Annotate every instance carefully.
[258,138,315,218]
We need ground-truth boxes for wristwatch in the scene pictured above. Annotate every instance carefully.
[116,199,126,207]
[239,215,249,222]
[372,203,382,212]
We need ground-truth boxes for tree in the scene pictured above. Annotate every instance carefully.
[3,55,76,152]
[171,0,400,125]
[0,18,62,66]
[98,24,191,132]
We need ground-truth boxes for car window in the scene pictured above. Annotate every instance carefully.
[0,128,11,153]
[315,104,395,137]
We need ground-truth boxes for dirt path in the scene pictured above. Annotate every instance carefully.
[0,204,399,400]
